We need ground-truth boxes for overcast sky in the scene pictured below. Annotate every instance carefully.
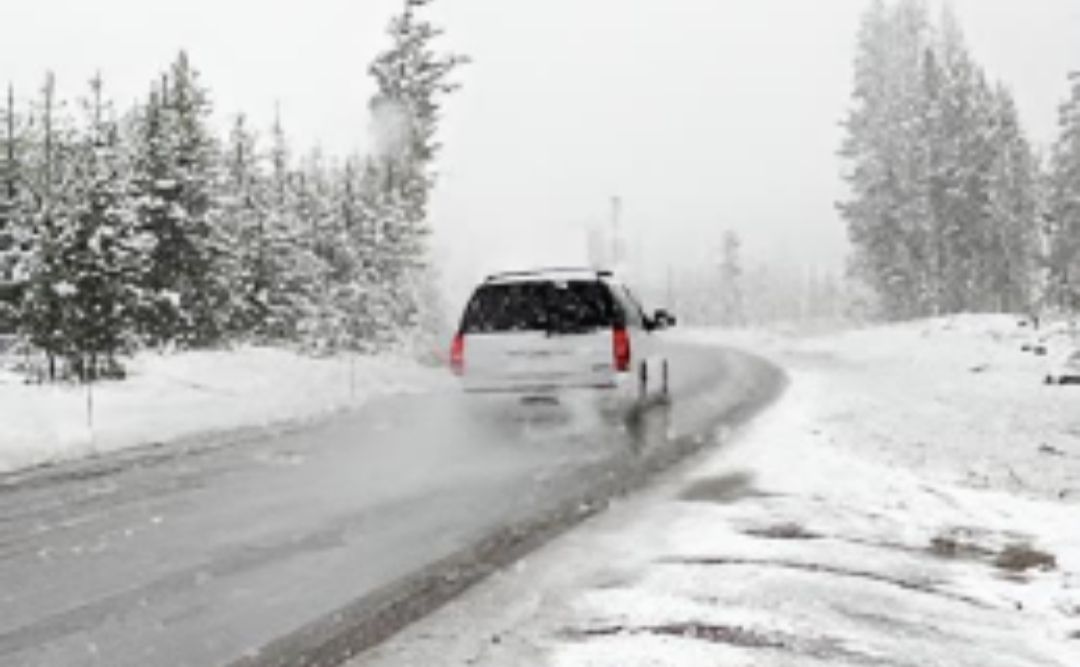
[3,0,1079,306]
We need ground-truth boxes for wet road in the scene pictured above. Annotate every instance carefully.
[0,342,782,666]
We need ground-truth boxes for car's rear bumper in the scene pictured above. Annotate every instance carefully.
[458,369,632,395]
[457,378,639,422]
[461,381,618,395]
[457,373,638,413]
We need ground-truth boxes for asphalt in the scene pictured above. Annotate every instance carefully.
[0,341,783,666]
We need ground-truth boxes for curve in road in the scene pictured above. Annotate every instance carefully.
[0,341,784,667]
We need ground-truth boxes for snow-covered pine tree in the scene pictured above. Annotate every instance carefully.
[927,7,1003,312]
[359,159,416,347]
[219,113,270,336]
[57,75,147,380]
[259,112,324,343]
[0,84,29,332]
[129,79,183,346]
[1031,153,1055,313]
[982,85,1039,312]
[21,72,77,379]
[129,53,229,348]
[841,1,1039,319]
[366,0,466,346]
[333,155,383,350]
[718,230,744,326]
[259,111,294,339]
[293,148,349,352]
[1047,72,1080,310]
[164,51,230,346]
[840,0,934,319]
[316,152,387,353]
[305,154,358,351]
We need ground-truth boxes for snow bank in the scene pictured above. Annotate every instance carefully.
[678,314,1080,502]
[0,346,449,474]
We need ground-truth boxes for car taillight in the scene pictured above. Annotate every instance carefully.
[613,327,631,372]
[450,333,465,375]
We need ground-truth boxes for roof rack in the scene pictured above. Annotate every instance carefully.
[484,267,613,282]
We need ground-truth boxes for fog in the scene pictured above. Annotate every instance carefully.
[2,0,1078,310]
[426,0,1080,308]
[1,5,1079,661]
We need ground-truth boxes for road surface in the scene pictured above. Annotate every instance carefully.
[0,341,782,666]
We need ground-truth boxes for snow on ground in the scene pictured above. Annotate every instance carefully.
[0,346,450,474]
[688,314,1080,503]
[354,315,1080,667]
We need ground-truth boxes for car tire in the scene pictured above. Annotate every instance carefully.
[637,361,649,403]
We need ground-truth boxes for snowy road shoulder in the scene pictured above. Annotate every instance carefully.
[0,346,450,475]
[353,317,1080,667]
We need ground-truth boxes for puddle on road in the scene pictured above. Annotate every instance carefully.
[679,471,774,505]
[743,521,821,541]
[568,621,906,665]
[658,555,992,609]
[927,527,1057,575]
[927,534,997,561]
[574,621,785,650]
[993,543,1057,573]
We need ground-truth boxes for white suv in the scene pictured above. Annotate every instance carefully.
[450,268,675,406]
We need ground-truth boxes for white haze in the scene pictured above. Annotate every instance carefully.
[369,98,414,162]
[1,0,1077,312]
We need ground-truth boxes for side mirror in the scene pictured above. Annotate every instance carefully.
[651,309,677,330]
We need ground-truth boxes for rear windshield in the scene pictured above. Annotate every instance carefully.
[461,280,619,334]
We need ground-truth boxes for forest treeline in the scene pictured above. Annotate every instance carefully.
[840,0,1080,321]
[0,0,465,380]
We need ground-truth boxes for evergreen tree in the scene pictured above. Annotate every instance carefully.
[366,0,466,340]
[0,84,29,331]
[1047,72,1080,310]
[1032,155,1055,312]
[983,85,1038,312]
[322,156,387,350]
[165,51,229,345]
[718,230,744,326]
[840,0,934,318]
[0,31,470,370]
[21,72,76,378]
[57,75,147,379]
[361,161,416,345]
[840,1,1040,319]
[927,7,978,311]
[220,113,269,335]
[129,79,182,345]
[259,112,322,342]
[131,52,228,347]
[292,148,345,351]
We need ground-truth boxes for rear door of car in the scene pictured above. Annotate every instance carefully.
[458,278,618,391]
[610,281,652,356]
[608,281,665,392]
